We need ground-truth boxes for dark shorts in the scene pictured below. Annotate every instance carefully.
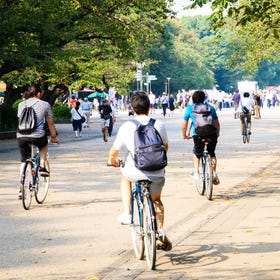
[17,135,48,162]
[192,135,217,158]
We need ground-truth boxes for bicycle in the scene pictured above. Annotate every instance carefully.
[242,118,250,144]
[194,139,213,200]
[20,144,50,210]
[109,160,165,270]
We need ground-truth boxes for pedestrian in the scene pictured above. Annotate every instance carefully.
[232,89,241,119]
[182,90,220,185]
[17,84,59,198]
[109,100,117,137]
[81,97,91,127]
[107,91,172,251]
[71,101,83,137]
[168,94,175,117]
[148,91,156,114]
[160,92,169,117]
[253,92,261,119]
[98,99,114,142]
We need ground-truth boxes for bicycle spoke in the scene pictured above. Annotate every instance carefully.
[22,162,33,210]
[35,160,50,204]
[130,197,144,260]
[143,195,156,270]
[204,155,213,200]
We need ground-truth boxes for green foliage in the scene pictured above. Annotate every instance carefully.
[0,104,17,132]
[52,103,71,121]
[12,99,23,112]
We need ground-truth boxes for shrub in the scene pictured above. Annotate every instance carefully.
[52,102,71,120]
[0,104,17,132]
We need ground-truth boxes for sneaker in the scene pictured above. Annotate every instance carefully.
[248,130,252,135]
[190,171,199,180]
[18,187,22,200]
[156,230,172,251]
[212,173,220,185]
[117,213,132,225]
[39,167,49,177]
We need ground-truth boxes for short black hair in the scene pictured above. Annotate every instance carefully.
[192,90,205,104]
[131,91,150,115]
[243,92,250,97]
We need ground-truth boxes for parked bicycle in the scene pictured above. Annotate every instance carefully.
[20,144,50,210]
[242,118,251,144]
[194,139,213,200]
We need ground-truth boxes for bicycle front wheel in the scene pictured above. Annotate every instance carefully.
[35,160,50,204]
[204,154,213,200]
[22,162,33,210]
[246,131,250,143]
[195,167,205,195]
[143,195,156,270]
[130,197,144,260]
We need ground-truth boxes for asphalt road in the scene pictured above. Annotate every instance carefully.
[0,107,279,280]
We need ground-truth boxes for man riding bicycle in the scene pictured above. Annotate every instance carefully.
[17,84,59,198]
[239,92,254,135]
[107,91,172,251]
[182,90,220,185]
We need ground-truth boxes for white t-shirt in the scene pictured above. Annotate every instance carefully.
[113,115,168,182]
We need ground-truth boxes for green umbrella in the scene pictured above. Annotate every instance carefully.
[87,91,109,99]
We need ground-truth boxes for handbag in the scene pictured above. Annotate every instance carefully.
[75,109,86,123]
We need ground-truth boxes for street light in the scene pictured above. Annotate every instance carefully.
[135,62,145,91]
[164,81,168,95]
[167,77,170,96]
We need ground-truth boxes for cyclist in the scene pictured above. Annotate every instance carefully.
[17,84,59,198]
[107,91,172,251]
[182,90,220,185]
[239,92,254,135]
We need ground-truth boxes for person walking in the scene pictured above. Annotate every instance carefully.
[71,101,83,137]
[107,91,172,251]
[253,92,261,119]
[232,89,241,119]
[160,92,169,117]
[17,84,59,198]
[81,97,91,127]
[98,99,114,142]
[168,94,175,117]
[182,90,220,185]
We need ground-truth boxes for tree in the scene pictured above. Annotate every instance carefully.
[0,0,174,92]
[189,0,280,69]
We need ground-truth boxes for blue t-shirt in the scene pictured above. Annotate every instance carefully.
[183,103,218,136]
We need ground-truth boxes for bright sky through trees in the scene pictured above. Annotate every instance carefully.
[173,0,212,17]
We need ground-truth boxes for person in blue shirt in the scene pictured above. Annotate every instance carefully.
[182,90,220,185]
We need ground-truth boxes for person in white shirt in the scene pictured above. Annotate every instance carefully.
[239,92,254,135]
[107,91,172,251]
[81,98,91,127]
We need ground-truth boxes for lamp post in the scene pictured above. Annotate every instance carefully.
[136,62,145,91]
[167,77,170,96]
[164,81,168,95]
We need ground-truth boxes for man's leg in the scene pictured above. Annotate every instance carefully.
[120,177,132,215]
[151,194,164,230]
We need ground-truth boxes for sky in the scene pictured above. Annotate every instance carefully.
[172,0,212,17]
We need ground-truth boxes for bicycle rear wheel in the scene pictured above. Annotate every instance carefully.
[22,162,33,210]
[143,195,156,270]
[131,197,144,260]
[246,132,250,143]
[35,160,50,204]
[195,167,205,195]
[204,154,213,200]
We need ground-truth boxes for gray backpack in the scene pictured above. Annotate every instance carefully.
[192,104,216,137]
[18,101,38,134]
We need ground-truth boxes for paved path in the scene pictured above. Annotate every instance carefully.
[0,107,279,280]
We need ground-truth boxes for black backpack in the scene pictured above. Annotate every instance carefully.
[132,118,167,171]
[192,104,216,137]
[17,101,38,134]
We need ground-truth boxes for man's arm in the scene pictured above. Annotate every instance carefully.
[107,146,119,167]
[182,119,191,139]
[214,119,220,137]
[46,116,59,143]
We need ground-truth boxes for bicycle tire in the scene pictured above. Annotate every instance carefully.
[130,197,144,260]
[35,160,50,204]
[195,166,205,195]
[22,162,33,210]
[143,195,156,270]
[246,132,250,143]
[204,154,213,200]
